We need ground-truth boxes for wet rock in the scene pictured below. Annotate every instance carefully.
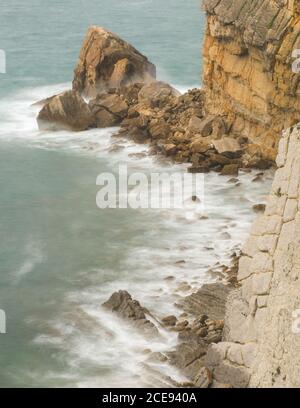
[221,164,239,176]
[148,352,168,363]
[227,177,239,183]
[164,276,175,281]
[37,90,95,131]
[253,203,266,213]
[174,320,189,332]
[161,143,177,156]
[162,315,177,327]
[89,93,129,127]
[208,153,232,166]
[167,340,207,370]
[252,174,263,183]
[188,166,210,174]
[73,27,156,97]
[102,290,159,336]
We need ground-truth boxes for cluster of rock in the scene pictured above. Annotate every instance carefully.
[36,26,274,174]
[102,256,240,388]
[203,0,300,163]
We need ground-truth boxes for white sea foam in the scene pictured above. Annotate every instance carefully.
[12,240,44,279]
[1,82,273,387]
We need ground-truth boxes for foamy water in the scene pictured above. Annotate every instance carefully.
[0,83,273,387]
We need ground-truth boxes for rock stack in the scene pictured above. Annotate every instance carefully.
[36,25,274,173]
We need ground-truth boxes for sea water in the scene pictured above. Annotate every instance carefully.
[0,0,272,387]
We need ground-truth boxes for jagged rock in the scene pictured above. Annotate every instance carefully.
[190,137,212,153]
[213,138,242,155]
[138,81,180,108]
[189,115,213,136]
[203,0,300,163]
[37,90,95,131]
[148,119,171,140]
[162,315,177,327]
[221,164,239,176]
[167,340,207,370]
[102,290,159,336]
[73,27,156,97]
[89,93,129,127]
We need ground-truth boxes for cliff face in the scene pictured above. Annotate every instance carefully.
[206,124,300,388]
[202,0,300,388]
[203,0,300,163]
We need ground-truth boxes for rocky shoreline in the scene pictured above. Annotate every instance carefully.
[101,251,240,388]
[33,0,300,387]
[36,26,274,176]
[32,23,272,388]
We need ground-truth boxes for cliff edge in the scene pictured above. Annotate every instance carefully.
[203,0,300,163]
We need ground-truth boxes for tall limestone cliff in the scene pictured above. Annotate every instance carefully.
[203,0,300,163]
[205,124,300,388]
[202,0,300,387]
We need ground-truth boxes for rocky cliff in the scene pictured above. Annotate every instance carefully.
[203,0,300,164]
[206,124,300,388]
[201,0,300,388]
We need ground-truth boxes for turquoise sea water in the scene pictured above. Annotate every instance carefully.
[0,1,272,387]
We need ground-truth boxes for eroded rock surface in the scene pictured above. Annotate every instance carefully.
[207,124,300,388]
[37,90,95,131]
[203,0,300,163]
[73,27,156,97]
[102,290,159,337]
[178,283,233,320]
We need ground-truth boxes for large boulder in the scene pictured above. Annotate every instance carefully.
[37,90,95,131]
[73,27,156,97]
[138,81,180,108]
[213,137,242,156]
[89,93,129,127]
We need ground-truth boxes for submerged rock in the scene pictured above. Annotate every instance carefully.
[37,90,95,131]
[73,26,156,97]
[102,290,159,337]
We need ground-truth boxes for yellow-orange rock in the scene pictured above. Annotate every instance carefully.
[73,27,156,98]
[203,0,300,162]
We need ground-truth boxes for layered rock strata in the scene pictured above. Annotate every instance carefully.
[203,0,300,163]
[206,124,300,387]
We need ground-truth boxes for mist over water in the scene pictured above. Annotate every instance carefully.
[0,1,272,387]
